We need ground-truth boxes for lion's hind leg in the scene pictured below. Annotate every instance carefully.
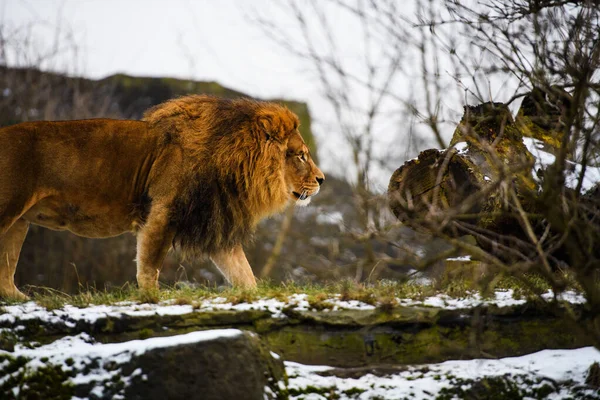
[0,219,30,300]
[210,244,257,288]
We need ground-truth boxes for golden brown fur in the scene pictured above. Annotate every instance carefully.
[0,95,324,299]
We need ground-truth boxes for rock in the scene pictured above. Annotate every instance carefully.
[120,330,285,400]
[0,329,286,400]
[1,300,595,370]
[586,362,600,389]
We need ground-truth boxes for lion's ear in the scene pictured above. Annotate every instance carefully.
[256,113,285,142]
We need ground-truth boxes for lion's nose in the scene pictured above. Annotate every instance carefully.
[316,177,324,186]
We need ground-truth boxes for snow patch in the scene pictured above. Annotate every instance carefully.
[316,211,344,226]
[524,137,600,192]
[397,289,585,310]
[286,347,600,399]
[446,255,472,261]
[453,141,469,154]
[13,329,242,360]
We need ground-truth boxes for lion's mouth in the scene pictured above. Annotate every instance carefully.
[292,187,320,201]
[292,191,308,201]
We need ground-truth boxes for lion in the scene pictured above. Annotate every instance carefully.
[0,95,324,299]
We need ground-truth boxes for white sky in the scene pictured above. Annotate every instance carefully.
[1,0,310,98]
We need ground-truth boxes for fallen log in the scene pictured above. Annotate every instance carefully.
[388,102,536,239]
[388,88,599,264]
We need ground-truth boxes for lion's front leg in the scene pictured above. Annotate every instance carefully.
[135,204,174,291]
[210,244,257,288]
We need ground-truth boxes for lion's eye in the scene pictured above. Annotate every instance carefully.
[298,153,307,163]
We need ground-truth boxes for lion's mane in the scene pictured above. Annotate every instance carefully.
[143,95,297,256]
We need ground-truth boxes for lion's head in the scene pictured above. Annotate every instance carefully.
[284,129,324,206]
[254,105,324,207]
[143,95,324,256]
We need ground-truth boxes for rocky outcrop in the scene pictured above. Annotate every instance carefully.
[1,300,593,369]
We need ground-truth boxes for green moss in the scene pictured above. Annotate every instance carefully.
[516,111,563,149]
[0,354,28,375]
[0,354,74,400]
[138,328,153,340]
[343,387,367,397]
[307,292,334,311]
[0,330,19,351]
[265,319,469,367]
[101,317,115,333]
[435,375,562,400]
[288,385,338,398]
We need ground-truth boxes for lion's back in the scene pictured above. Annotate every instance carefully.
[0,119,155,182]
[0,119,161,224]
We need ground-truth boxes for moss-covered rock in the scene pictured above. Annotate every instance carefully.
[1,302,594,369]
[0,354,74,400]
[119,331,285,400]
[263,305,593,367]
[0,330,286,400]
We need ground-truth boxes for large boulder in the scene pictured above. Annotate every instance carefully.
[120,330,285,400]
[0,329,286,400]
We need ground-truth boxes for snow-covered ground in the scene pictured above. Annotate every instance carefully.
[0,289,596,399]
[1,325,598,399]
[286,347,600,399]
[0,289,586,327]
[397,288,585,309]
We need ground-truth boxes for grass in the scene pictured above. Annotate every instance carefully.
[8,280,394,308]
[0,271,583,310]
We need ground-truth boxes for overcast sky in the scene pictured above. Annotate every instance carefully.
[1,0,313,98]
